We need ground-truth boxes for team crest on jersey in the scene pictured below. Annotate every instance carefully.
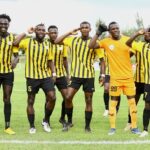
[8,41,12,45]
[109,44,114,51]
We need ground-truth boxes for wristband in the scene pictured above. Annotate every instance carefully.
[52,72,56,76]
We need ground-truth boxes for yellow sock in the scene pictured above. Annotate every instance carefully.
[109,100,118,128]
[128,98,137,128]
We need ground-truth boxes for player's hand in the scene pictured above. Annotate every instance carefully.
[96,24,108,36]
[138,29,145,35]
[69,28,81,35]
[99,75,105,87]
[27,27,35,34]
[11,61,18,69]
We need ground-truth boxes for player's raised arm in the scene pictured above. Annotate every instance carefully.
[126,29,145,47]
[13,27,35,46]
[88,24,108,49]
[54,28,80,44]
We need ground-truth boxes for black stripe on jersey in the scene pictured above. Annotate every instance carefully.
[77,39,83,77]
[71,37,77,76]
[73,38,81,76]
[32,40,37,78]
[142,43,147,83]
[44,42,49,77]
[40,42,45,78]
[81,40,87,77]
[138,52,142,82]
[36,43,40,78]
[146,43,150,83]
[7,35,12,72]
[2,38,7,72]
[85,47,90,78]
[44,41,49,77]
[54,44,57,66]
[27,39,32,77]
[58,46,62,77]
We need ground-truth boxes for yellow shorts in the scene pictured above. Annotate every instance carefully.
[110,78,135,96]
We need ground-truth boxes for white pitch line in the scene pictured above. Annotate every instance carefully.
[0,140,150,145]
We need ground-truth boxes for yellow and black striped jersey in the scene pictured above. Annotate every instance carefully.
[63,36,104,78]
[132,41,150,84]
[47,40,68,77]
[17,38,53,79]
[135,51,145,83]
[0,33,18,73]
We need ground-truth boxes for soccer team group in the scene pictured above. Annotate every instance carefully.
[0,14,150,137]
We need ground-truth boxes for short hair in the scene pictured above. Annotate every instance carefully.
[108,21,118,30]
[80,21,91,26]
[48,25,58,31]
[0,14,11,22]
[35,23,45,28]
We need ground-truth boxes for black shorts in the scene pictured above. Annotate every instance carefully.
[135,82,145,94]
[0,72,14,87]
[55,76,68,90]
[104,75,110,83]
[144,84,150,102]
[26,77,55,94]
[68,77,95,92]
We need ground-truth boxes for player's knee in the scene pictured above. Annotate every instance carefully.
[109,107,115,116]
[85,97,92,105]
[65,94,73,102]
[51,96,56,102]
[4,99,11,104]
[28,99,34,106]
[129,101,137,113]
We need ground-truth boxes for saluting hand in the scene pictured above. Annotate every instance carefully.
[69,28,81,35]
[138,29,145,35]
[27,27,35,34]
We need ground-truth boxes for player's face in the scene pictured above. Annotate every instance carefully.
[0,18,9,34]
[144,29,150,42]
[48,28,58,41]
[109,24,120,39]
[80,23,91,37]
[35,25,45,40]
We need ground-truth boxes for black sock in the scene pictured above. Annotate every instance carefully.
[116,96,120,112]
[4,103,11,129]
[65,107,73,123]
[128,113,131,123]
[44,102,46,114]
[27,114,35,128]
[85,111,92,128]
[104,93,109,110]
[44,108,53,123]
[143,109,150,131]
[60,100,65,120]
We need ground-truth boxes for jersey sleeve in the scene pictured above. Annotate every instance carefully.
[132,41,144,52]
[95,48,104,59]
[63,36,74,47]
[18,38,29,51]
